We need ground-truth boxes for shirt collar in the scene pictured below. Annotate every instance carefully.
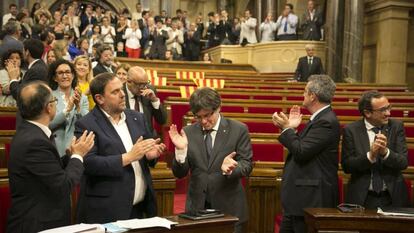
[28,59,39,69]
[310,105,330,121]
[100,107,126,125]
[364,118,376,131]
[27,120,52,138]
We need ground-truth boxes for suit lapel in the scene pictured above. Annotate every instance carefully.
[356,120,370,153]
[208,117,230,169]
[123,84,131,109]
[92,108,126,154]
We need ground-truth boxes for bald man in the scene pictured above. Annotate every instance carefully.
[124,66,167,137]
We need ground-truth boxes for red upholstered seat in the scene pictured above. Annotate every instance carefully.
[248,107,283,114]
[252,143,284,162]
[0,116,16,130]
[157,91,180,102]
[404,125,414,137]
[221,94,249,99]
[253,95,283,100]
[404,179,412,205]
[333,109,360,116]
[245,122,279,133]
[221,106,244,113]
[0,182,11,233]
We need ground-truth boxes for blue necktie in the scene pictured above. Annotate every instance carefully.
[371,127,383,193]
[283,18,288,33]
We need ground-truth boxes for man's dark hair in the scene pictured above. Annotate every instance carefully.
[95,44,112,60]
[1,49,23,68]
[207,11,215,17]
[142,10,149,17]
[286,3,294,10]
[16,12,26,21]
[358,90,384,117]
[23,39,44,59]
[176,9,183,14]
[189,87,221,114]
[90,72,117,104]
[48,59,77,90]
[18,81,51,120]
[9,3,17,9]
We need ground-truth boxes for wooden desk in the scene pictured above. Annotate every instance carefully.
[304,208,414,233]
[128,215,238,233]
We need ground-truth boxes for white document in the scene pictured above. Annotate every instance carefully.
[113,217,178,230]
[378,208,414,217]
[39,224,105,233]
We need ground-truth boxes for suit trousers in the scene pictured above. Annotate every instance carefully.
[364,191,392,209]
[279,215,306,233]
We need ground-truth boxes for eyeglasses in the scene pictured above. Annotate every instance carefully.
[370,105,392,113]
[127,79,150,89]
[56,70,73,76]
[194,110,216,121]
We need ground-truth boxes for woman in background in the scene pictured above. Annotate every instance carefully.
[74,55,95,109]
[115,63,131,84]
[0,49,25,107]
[48,59,88,157]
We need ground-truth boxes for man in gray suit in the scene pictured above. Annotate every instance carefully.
[301,0,323,40]
[169,87,253,233]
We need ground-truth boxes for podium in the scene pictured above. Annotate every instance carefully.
[304,208,414,233]
[128,215,238,233]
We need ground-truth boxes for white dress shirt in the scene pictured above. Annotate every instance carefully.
[275,13,298,36]
[126,86,160,113]
[100,108,146,204]
[175,114,222,163]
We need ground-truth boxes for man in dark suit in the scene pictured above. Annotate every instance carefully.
[0,21,23,58]
[148,18,169,60]
[93,44,116,76]
[301,0,323,40]
[272,75,340,233]
[7,81,94,233]
[8,39,48,100]
[169,87,253,233]
[184,22,202,61]
[341,90,409,209]
[294,44,324,82]
[124,66,167,137]
[79,4,97,35]
[75,73,165,223]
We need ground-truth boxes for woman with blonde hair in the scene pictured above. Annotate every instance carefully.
[52,39,71,61]
[73,55,95,109]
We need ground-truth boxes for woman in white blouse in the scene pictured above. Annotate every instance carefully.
[101,16,115,50]
[124,19,142,58]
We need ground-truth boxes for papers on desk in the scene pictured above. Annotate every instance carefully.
[105,217,178,232]
[39,224,105,233]
[378,207,414,217]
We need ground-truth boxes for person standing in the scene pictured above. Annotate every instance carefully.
[239,10,257,44]
[7,81,94,233]
[75,73,165,223]
[272,75,340,233]
[169,87,253,233]
[294,44,324,82]
[341,90,409,209]
[275,4,298,40]
[301,0,323,40]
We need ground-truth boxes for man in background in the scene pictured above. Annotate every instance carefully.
[294,44,324,82]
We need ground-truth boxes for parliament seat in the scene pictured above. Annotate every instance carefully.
[0,170,10,233]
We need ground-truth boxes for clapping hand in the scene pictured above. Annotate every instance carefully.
[168,124,188,150]
[272,105,302,130]
[221,152,238,175]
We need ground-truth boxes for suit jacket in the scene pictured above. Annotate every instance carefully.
[123,84,167,137]
[10,59,48,99]
[0,35,24,58]
[7,121,84,233]
[184,30,201,61]
[239,17,257,44]
[148,29,169,59]
[279,107,340,216]
[341,119,409,207]
[93,63,115,77]
[294,56,324,82]
[74,107,157,223]
[49,89,89,157]
[301,10,323,40]
[172,117,253,224]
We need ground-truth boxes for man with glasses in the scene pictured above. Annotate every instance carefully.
[272,75,340,233]
[7,81,94,233]
[168,87,253,233]
[341,90,409,209]
[124,66,167,137]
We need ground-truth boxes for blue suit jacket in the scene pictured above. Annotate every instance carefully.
[49,89,89,157]
[74,107,157,223]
